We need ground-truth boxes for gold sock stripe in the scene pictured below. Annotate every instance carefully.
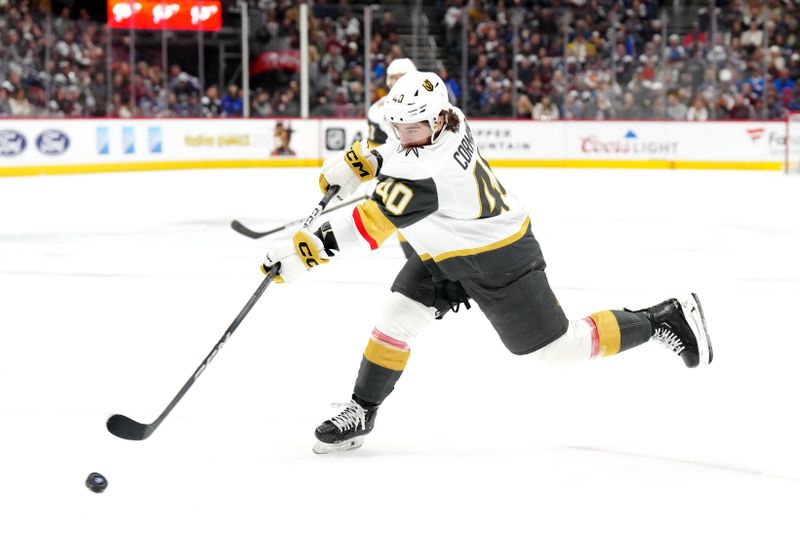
[589,310,621,357]
[363,338,410,372]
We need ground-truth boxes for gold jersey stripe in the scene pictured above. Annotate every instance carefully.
[364,338,410,371]
[418,215,531,263]
[356,200,397,247]
[589,311,621,357]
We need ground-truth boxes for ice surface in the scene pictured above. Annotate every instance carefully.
[1,167,799,540]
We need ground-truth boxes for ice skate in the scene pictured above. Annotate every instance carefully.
[639,293,713,367]
[313,398,378,454]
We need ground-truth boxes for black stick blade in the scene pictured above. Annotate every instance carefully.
[230,220,271,239]
[107,414,153,440]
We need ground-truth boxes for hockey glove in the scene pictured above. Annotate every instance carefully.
[261,229,335,283]
[319,140,380,201]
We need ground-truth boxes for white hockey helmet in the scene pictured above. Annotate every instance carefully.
[386,57,417,87]
[383,71,451,142]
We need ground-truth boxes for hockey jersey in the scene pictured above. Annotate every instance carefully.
[366,98,389,148]
[331,106,542,281]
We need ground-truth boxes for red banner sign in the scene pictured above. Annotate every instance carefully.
[107,1,222,31]
[250,50,301,75]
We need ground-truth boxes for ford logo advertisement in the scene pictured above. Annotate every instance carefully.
[0,130,27,157]
[36,130,70,155]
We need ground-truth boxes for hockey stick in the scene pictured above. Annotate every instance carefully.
[107,186,341,441]
[230,193,369,239]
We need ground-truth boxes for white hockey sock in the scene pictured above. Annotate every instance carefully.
[531,319,595,367]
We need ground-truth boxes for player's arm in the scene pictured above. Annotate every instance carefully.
[319,172,439,253]
[262,151,438,282]
[319,140,381,201]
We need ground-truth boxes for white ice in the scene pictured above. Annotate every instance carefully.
[1,166,799,541]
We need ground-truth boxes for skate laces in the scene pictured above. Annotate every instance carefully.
[328,401,366,432]
[653,325,685,354]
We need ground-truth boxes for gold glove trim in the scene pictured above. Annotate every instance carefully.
[292,230,329,270]
[260,263,285,283]
[345,140,376,182]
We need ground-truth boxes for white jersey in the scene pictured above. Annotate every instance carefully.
[367,97,392,147]
[334,107,541,281]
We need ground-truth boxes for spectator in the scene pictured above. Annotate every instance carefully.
[516,94,533,117]
[252,88,273,117]
[566,33,596,63]
[590,92,615,120]
[202,85,222,117]
[439,67,462,105]
[221,85,243,117]
[561,91,585,119]
[682,22,706,51]
[686,94,709,120]
[729,94,755,119]
[741,20,764,52]
[532,94,559,120]
[666,34,687,62]
[8,87,33,116]
[276,89,300,117]
[617,92,642,119]
[774,68,796,94]
[666,92,688,120]
[178,93,203,117]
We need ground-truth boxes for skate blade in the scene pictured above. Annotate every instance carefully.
[682,293,713,365]
[313,436,365,455]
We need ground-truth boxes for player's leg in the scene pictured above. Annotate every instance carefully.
[314,255,459,453]
[534,295,712,367]
[462,263,712,367]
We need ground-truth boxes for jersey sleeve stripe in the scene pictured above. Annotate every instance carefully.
[352,206,378,249]
[353,200,397,250]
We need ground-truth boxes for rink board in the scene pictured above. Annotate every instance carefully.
[0,118,791,176]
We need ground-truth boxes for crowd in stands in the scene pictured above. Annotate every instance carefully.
[0,0,386,118]
[446,0,800,120]
[3,0,800,121]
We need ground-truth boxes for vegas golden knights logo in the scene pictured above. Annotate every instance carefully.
[422,79,434,91]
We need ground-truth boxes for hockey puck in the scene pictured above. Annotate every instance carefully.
[85,472,108,493]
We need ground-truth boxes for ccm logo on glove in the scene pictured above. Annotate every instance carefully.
[319,140,379,199]
[297,240,321,267]
[262,229,332,283]
[345,148,372,179]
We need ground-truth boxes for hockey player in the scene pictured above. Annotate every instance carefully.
[261,71,713,454]
[367,57,418,258]
[367,57,417,148]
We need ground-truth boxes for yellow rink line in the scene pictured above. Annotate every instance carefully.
[0,158,783,177]
[487,159,783,171]
[0,159,323,177]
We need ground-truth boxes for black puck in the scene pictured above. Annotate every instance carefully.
[85,472,108,493]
